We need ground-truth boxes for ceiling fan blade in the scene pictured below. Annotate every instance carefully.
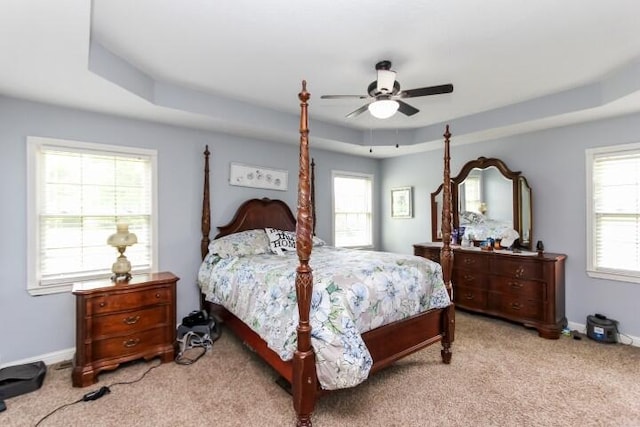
[320,94,369,99]
[396,100,419,116]
[399,83,454,99]
[345,104,369,118]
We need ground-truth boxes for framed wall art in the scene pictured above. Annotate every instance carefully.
[229,162,288,191]
[391,186,413,218]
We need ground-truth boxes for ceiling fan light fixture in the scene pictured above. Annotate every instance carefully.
[376,69,396,93]
[368,99,399,119]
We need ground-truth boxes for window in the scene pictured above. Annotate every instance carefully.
[586,142,640,283]
[27,137,158,295]
[460,174,482,214]
[332,171,373,248]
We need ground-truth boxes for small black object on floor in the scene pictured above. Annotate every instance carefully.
[0,361,47,401]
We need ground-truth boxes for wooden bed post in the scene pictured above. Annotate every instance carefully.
[200,146,211,310]
[293,80,317,427]
[311,158,316,236]
[440,125,455,361]
[201,145,211,261]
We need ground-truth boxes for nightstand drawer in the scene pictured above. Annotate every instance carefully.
[89,287,172,315]
[91,306,169,338]
[92,326,169,360]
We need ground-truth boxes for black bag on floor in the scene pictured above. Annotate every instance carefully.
[0,361,47,399]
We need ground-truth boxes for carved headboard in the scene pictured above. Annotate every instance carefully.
[215,198,297,239]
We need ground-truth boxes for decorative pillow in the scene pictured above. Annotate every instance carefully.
[208,229,270,258]
[265,228,297,255]
[460,211,486,225]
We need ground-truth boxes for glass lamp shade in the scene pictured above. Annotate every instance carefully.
[368,99,399,119]
[107,223,137,281]
[376,69,397,93]
[107,223,138,247]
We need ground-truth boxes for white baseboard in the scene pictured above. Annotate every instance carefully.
[0,348,75,369]
[566,321,639,347]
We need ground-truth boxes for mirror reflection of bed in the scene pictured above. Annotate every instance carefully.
[196,81,455,426]
[431,156,532,250]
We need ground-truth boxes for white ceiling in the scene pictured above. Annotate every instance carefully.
[1,0,640,158]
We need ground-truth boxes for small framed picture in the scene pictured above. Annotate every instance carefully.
[391,186,413,218]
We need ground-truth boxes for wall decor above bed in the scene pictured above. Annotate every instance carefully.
[229,162,288,191]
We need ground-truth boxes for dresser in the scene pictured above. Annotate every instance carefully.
[72,272,178,387]
[414,243,566,339]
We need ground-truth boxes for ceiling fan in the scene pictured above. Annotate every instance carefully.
[321,60,453,119]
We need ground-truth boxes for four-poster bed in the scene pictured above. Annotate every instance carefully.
[197,81,455,426]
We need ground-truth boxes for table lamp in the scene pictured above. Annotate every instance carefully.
[107,223,138,281]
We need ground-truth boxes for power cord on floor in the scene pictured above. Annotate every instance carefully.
[34,360,161,426]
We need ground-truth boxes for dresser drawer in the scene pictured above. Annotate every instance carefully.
[489,276,543,300]
[454,252,489,271]
[492,296,543,321]
[414,246,440,263]
[454,285,487,310]
[89,286,172,315]
[453,268,487,289]
[490,258,542,280]
[91,306,169,338]
[92,326,170,360]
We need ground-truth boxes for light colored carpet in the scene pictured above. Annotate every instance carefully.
[2,311,640,427]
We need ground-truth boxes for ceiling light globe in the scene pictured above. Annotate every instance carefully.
[368,100,399,119]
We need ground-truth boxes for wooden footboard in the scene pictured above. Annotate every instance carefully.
[205,300,454,387]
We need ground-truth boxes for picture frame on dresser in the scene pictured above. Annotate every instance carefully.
[391,186,413,218]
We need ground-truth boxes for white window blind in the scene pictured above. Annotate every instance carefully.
[462,175,482,213]
[332,172,373,248]
[27,137,157,295]
[587,143,640,283]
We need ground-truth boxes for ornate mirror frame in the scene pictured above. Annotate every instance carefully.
[431,157,533,250]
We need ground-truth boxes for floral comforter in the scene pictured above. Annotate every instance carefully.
[197,246,451,390]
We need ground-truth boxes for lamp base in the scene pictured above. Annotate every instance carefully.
[111,272,132,282]
[111,254,132,282]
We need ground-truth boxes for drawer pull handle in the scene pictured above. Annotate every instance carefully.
[464,293,474,300]
[463,258,475,265]
[155,293,161,298]
[123,315,140,325]
[464,274,474,281]
[514,266,525,278]
[511,302,522,310]
[509,281,523,289]
[99,302,106,308]
[123,338,140,348]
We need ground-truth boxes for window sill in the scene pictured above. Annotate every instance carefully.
[587,269,640,284]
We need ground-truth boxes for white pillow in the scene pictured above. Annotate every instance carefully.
[265,228,297,255]
[208,229,270,258]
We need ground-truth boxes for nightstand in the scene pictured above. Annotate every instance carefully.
[72,272,178,387]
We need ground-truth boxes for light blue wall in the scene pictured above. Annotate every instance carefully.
[0,95,379,365]
[381,113,640,339]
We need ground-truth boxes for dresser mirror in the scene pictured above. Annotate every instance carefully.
[431,157,533,249]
